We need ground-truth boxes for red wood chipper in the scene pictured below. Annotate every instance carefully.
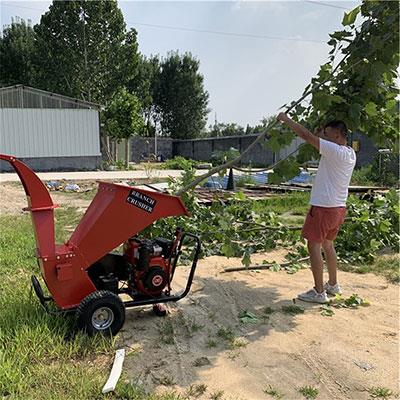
[0,154,201,336]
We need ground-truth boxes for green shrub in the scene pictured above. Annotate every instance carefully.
[163,156,198,169]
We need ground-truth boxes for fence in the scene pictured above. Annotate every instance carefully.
[128,134,304,167]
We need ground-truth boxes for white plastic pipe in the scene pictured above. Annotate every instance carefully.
[102,349,125,394]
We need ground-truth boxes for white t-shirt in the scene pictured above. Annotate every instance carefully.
[310,138,356,207]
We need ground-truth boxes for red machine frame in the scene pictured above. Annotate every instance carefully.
[0,154,201,325]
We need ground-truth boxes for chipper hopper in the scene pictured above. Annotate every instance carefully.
[0,154,201,336]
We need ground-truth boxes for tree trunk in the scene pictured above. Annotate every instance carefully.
[125,138,130,169]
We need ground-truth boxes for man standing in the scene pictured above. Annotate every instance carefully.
[277,113,356,303]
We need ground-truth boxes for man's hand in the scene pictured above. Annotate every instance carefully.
[276,113,320,150]
[277,112,290,123]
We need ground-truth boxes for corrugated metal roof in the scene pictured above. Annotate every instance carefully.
[0,85,102,110]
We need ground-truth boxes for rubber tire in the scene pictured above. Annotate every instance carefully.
[76,290,125,336]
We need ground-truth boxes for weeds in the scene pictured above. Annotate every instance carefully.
[340,254,400,284]
[159,375,176,386]
[368,387,393,399]
[186,383,207,397]
[281,305,305,314]
[230,337,248,349]
[210,390,224,400]
[206,339,217,348]
[158,319,175,344]
[217,327,235,342]
[298,386,319,399]
[262,306,276,316]
[264,384,284,399]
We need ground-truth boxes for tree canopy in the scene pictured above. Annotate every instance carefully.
[0,18,36,86]
[33,0,138,104]
[154,51,209,139]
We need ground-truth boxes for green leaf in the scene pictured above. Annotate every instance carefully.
[320,305,335,317]
[221,243,236,258]
[365,102,378,117]
[239,310,259,324]
[267,172,283,185]
[241,251,252,268]
[342,6,360,26]
[266,132,281,152]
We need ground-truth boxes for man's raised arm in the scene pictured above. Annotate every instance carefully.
[277,113,320,151]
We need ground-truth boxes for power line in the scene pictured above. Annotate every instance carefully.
[2,2,326,44]
[1,3,46,12]
[126,21,326,44]
[304,1,350,11]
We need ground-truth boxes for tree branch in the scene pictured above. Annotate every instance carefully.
[175,53,350,196]
[223,256,310,273]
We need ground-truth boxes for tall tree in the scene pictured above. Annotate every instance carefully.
[207,122,245,137]
[34,0,139,104]
[0,18,36,86]
[127,55,161,137]
[154,51,209,139]
[104,88,144,167]
[262,0,400,182]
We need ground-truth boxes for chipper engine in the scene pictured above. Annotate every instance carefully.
[0,154,201,336]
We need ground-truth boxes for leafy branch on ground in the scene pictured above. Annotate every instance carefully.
[149,166,399,270]
[320,293,370,316]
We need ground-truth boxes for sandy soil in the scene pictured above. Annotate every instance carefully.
[0,182,92,214]
[1,182,399,399]
[120,251,399,400]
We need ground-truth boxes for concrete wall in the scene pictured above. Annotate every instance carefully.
[130,136,173,162]
[172,135,304,166]
[127,134,304,166]
[0,156,101,172]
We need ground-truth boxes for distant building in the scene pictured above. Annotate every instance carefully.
[0,85,102,172]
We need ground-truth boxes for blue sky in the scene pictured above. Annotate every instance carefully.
[1,1,360,127]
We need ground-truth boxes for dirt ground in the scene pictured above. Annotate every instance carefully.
[0,181,93,214]
[1,182,399,399]
[121,252,399,399]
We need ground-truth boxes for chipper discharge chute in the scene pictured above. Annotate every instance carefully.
[0,154,201,336]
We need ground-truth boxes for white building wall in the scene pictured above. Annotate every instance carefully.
[0,109,100,157]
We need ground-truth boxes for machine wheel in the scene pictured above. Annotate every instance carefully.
[76,290,125,336]
[152,303,167,317]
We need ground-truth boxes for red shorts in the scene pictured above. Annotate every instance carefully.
[302,206,346,243]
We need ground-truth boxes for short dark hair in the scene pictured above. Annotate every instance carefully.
[324,120,348,137]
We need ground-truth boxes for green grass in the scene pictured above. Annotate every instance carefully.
[216,327,235,342]
[281,305,305,315]
[350,166,377,186]
[298,386,319,399]
[368,386,393,399]
[186,383,207,397]
[264,384,284,398]
[253,192,310,216]
[210,390,224,400]
[0,210,183,400]
[340,254,400,284]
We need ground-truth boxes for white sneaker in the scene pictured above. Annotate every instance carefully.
[297,288,328,304]
[324,282,342,296]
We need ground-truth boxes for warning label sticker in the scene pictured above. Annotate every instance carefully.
[126,189,157,213]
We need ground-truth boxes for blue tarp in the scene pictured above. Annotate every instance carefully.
[204,170,313,189]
